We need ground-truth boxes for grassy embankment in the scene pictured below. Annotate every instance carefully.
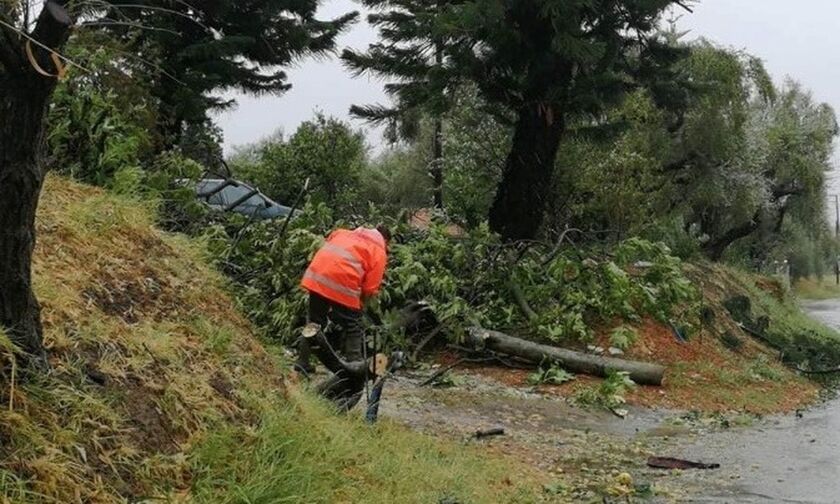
[488,262,840,414]
[624,263,832,412]
[3,175,839,502]
[618,262,840,413]
[794,276,840,300]
[0,176,543,503]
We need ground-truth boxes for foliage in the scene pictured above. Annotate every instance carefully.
[230,114,368,211]
[388,38,838,269]
[178,120,225,169]
[143,152,214,232]
[98,0,357,141]
[360,147,434,212]
[212,200,699,349]
[358,87,509,225]
[205,202,337,342]
[47,0,357,182]
[609,326,639,352]
[663,44,837,262]
[526,365,575,387]
[441,87,510,226]
[430,372,466,388]
[522,238,698,344]
[48,32,156,185]
[550,89,671,239]
[574,371,636,410]
[346,0,686,240]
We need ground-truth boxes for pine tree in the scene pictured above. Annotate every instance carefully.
[107,0,357,145]
[343,0,455,209]
[347,0,687,240]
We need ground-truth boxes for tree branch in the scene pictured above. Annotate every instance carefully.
[702,209,762,261]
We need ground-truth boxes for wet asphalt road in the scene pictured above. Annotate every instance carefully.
[680,299,840,503]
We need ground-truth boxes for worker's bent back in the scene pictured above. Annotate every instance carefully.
[300,227,387,310]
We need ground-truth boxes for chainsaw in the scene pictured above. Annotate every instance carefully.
[300,322,405,422]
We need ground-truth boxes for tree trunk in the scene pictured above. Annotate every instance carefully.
[431,117,443,209]
[467,327,666,386]
[0,1,73,361]
[489,104,564,241]
[431,44,444,209]
[0,80,52,360]
[702,210,763,261]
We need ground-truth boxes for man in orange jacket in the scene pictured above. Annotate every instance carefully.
[296,225,390,410]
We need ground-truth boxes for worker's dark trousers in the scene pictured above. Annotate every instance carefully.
[299,292,366,411]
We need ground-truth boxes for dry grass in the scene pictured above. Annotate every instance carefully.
[0,176,542,503]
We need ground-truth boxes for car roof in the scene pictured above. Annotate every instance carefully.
[194,177,292,213]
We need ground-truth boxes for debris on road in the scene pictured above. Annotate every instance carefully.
[647,456,720,470]
[474,427,505,439]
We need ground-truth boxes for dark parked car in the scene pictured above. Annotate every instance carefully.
[189,178,294,220]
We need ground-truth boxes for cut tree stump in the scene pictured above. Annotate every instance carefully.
[466,328,665,386]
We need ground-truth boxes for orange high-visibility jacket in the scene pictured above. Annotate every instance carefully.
[300,227,388,310]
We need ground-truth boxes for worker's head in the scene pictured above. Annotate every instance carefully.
[376,224,392,246]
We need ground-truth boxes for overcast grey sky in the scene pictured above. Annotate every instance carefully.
[214,0,840,184]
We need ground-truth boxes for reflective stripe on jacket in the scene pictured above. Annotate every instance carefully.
[300,227,387,310]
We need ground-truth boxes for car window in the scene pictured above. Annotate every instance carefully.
[196,180,226,206]
[221,185,267,208]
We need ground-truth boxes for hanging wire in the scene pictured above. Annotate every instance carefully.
[72,0,211,31]
[80,19,182,36]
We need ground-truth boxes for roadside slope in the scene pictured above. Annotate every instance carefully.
[0,176,542,503]
[452,262,830,414]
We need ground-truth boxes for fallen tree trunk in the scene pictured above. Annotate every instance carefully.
[466,328,666,386]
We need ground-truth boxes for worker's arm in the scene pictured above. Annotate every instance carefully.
[361,250,387,299]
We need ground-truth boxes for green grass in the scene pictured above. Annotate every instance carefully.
[190,390,542,504]
[731,269,840,367]
[794,277,840,300]
[1,176,545,503]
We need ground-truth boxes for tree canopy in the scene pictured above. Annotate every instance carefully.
[346,0,689,240]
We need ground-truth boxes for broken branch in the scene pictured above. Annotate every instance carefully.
[466,328,666,386]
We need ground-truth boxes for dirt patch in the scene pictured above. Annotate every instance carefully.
[434,315,817,414]
[209,371,235,401]
[755,276,785,301]
[118,375,183,455]
[83,265,180,323]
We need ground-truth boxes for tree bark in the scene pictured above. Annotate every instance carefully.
[430,44,444,210]
[431,116,443,209]
[0,79,51,359]
[0,2,73,360]
[467,327,666,386]
[489,104,564,241]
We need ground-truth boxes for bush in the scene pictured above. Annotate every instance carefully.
[48,33,157,185]
[229,114,367,212]
[211,202,700,350]
[574,371,636,410]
